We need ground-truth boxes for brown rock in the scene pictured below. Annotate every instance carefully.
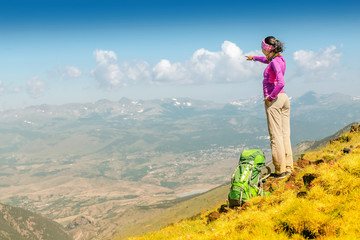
[218,204,229,214]
[303,173,318,188]
[311,159,325,165]
[207,212,220,223]
[343,148,351,154]
[350,124,359,132]
[297,159,310,168]
[297,191,308,198]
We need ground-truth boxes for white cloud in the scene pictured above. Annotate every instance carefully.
[12,87,22,94]
[91,42,264,89]
[91,49,123,88]
[91,49,152,88]
[293,46,342,80]
[122,60,152,83]
[64,66,82,78]
[94,49,118,64]
[55,65,82,80]
[153,59,188,83]
[26,76,45,98]
[152,41,263,85]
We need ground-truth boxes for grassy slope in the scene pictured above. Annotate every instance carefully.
[123,123,360,240]
[292,122,358,159]
[109,184,230,239]
[0,203,72,240]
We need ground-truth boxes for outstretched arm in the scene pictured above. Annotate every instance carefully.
[253,56,269,64]
[245,56,269,64]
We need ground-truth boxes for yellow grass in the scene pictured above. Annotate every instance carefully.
[122,125,360,240]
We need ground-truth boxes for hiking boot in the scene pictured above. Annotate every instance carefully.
[269,172,287,179]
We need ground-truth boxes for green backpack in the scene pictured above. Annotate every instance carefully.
[228,149,270,208]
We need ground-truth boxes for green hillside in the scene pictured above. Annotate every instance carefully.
[0,203,72,240]
[108,183,230,239]
[120,123,360,240]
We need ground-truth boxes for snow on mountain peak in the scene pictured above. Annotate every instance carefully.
[229,96,262,107]
[229,100,250,106]
[24,120,34,125]
[172,98,192,107]
[131,101,142,106]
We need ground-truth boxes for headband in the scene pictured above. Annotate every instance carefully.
[261,38,274,52]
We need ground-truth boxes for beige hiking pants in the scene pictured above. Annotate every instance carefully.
[265,93,293,174]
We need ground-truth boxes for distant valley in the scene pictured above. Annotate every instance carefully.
[0,91,359,239]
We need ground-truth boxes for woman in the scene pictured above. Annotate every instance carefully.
[245,36,293,178]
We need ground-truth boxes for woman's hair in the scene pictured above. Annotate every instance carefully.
[265,36,284,53]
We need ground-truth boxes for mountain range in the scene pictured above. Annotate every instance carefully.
[0,91,359,239]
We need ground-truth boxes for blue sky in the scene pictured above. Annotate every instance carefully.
[0,0,359,110]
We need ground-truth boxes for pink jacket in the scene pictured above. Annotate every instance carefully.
[253,56,286,100]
